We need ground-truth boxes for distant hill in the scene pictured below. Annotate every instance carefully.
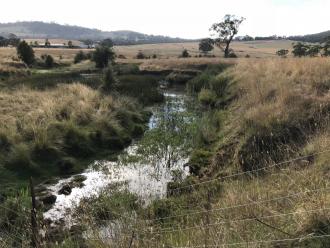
[0,21,190,45]
[289,30,330,43]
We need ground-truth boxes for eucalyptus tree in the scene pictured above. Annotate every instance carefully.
[210,15,245,58]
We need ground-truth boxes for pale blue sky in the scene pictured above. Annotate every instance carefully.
[1,0,329,38]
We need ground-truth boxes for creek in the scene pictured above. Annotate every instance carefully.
[43,88,198,227]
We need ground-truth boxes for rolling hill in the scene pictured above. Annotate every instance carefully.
[289,30,330,43]
[0,21,190,45]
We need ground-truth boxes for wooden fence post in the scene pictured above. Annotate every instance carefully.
[30,177,39,248]
[204,190,211,248]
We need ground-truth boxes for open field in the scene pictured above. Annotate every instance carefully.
[114,40,294,59]
[0,40,294,72]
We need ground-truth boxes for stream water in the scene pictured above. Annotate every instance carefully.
[43,89,195,226]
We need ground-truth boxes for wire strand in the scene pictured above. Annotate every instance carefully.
[151,207,330,234]
[146,186,330,222]
[173,234,330,247]
[170,149,330,192]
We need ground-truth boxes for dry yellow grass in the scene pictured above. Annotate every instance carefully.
[0,83,124,144]
[115,40,293,59]
[0,40,294,72]
[124,58,329,248]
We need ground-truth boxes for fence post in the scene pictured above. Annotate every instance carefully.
[30,177,39,248]
[204,190,211,248]
[128,231,135,248]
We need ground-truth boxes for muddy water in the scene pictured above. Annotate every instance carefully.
[44,90,192,226]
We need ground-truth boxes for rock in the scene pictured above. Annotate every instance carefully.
[72,175,87,184]
[58,184,72,195]
[40,194,57,205]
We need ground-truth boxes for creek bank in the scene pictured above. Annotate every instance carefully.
[42,88,195,229]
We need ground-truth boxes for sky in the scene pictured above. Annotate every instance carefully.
[1,0,329,39]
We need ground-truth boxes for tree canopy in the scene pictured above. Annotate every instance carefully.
[92,45,115,68]
[210,15,245,58]
[199,38,214,55]
[16,41,35,66]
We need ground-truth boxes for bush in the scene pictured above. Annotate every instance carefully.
[74,51,88,64]
[117,74,164,105]
[198,89,217,106]
[5,144,38,173]
[100,66,118,93]
[92,46,115,68]
[227,52,237,58]
[0,133,11,152]
[16,41,35,66]
[45,55,54,68]
[181,49,190,58]
[188,149,213,175]
[56,157,77,174]
[114,63,140,75]
[186,73,213,93]
[64,125,95,157]
[209,74,231,98]
[136,51,146,59]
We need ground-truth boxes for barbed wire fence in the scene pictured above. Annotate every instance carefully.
[0,149,329,247]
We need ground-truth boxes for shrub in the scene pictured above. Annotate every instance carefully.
[117,54,127,59]
[100,66,119,93]
[186,73,213,94]
[209,74,231,98]
[45,55,54,68]
[56,157,77,174]
[276,49,289,57]
[136,51,146,59]
[227,51,237,58]
[74,51,87,64]
[114,63,139,75]
[117,74,164,105]
[5,144,38,173]
[181,49,190,58]
[188,149,213,175]
[64,125,95,157]
[92,46,115,68]
[198,89,217,106]
[0,133,11,152]
[16,41,35,66]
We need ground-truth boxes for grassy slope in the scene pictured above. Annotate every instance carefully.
[0,83,150,187]
[156,58,330,247]
[77,58,330,248]
[47,58,330,248]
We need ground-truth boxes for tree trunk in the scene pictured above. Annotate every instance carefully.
[224,43,230,58]
[224,36,234,58]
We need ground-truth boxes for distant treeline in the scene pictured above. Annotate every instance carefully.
[289,30,330,43]
[235,31,330,43]
[234,35,286,41]
[0,34,20,47]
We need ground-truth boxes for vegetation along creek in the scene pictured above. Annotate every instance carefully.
[42,88,199,227]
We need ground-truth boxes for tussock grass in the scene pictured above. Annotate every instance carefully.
[134,58,330,247]
[0,83,147,184]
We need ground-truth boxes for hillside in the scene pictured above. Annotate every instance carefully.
[0,21,190,45]
[289,30,330,43]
